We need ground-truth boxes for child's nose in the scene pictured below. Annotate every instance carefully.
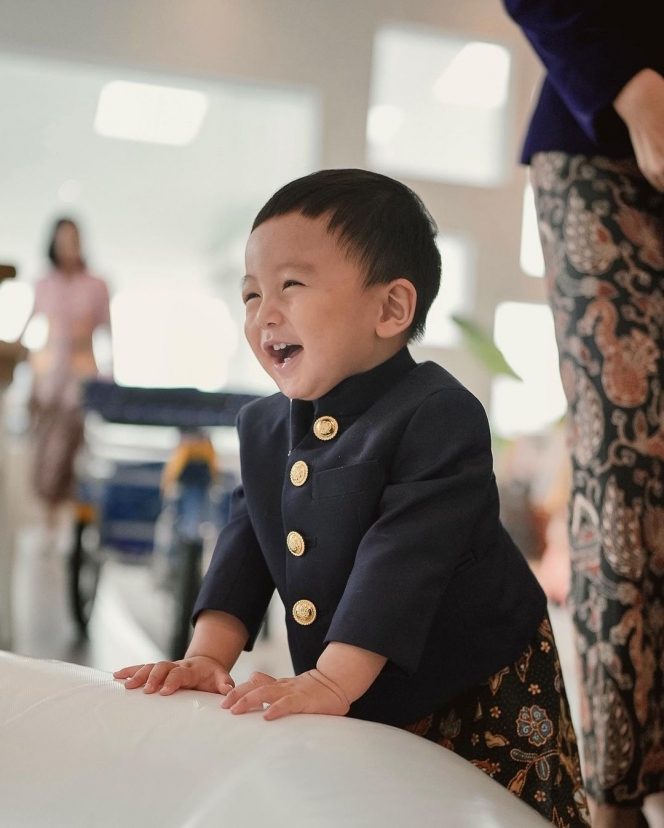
[255,296,283,328]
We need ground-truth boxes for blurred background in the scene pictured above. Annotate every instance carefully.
[0,0,571,694]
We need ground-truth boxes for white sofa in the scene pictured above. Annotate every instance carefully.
[0,651,545,827]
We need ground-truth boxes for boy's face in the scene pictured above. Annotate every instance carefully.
[243,212,390,400]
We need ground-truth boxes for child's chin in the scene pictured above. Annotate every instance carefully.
[274,376,302,397]
[273,373,315,400]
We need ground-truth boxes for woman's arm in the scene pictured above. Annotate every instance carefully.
[614,68,664,191]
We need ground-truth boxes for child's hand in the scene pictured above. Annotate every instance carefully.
[113,655,234,696]
[221,670,350,720]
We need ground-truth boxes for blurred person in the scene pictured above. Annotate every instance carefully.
[495,424,572,606]
[504,3,664,826]
[28,218,111,543]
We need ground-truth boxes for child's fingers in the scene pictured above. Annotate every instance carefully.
[213,665,235,695]
[121,664,156,689]
[159,666,191,695]
[216,675,235,695]
[221,672,274,708]
[228,682,289,715]
[113,664,145,679]
[142,662,178,694]
[220,687,238,708]
[262,695,299,721]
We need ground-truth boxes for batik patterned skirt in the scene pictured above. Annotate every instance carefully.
[530,152,664,805]
[405,617,590,827]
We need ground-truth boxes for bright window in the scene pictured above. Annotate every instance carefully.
[421,236,475,348]
[490,301,566,437]
[367,26,512,186]
[520,181,545,277]
[0,281,33,343]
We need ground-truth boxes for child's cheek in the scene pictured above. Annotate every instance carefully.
[244,317,257,347]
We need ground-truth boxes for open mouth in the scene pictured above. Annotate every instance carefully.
[266,342,304,366]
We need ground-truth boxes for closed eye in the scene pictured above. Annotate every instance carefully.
[242,291,260,304]
[283,280,303,290]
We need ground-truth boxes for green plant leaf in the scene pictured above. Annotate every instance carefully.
[451,314,521,381]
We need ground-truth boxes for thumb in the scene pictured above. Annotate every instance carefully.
[216,671,235,695]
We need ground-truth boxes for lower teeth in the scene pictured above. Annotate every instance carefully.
[283,357,291,363]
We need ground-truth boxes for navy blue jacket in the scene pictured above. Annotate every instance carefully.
[193,349,546,727]
[504,1,662,161]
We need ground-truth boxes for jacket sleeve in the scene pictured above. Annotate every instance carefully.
[192,485,275,651]
[503,0,647,143]
[325,389,494,675]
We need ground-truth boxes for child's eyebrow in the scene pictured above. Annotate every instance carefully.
[241,263,317,286]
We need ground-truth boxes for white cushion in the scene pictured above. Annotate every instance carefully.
[0,651,544,827]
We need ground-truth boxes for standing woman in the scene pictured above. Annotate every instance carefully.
[28,218,111,538]
[503,3,664,827]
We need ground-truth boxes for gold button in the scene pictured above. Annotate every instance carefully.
[292,599,317,626]
[290,460,309,486]
[287,531,306,557]
[313,416,339,441]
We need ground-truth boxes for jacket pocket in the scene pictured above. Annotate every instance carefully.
[312,460,383,500]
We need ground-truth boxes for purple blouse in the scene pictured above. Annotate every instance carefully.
[503,1,662,162]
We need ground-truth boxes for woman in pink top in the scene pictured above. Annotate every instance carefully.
[29,218,111,524]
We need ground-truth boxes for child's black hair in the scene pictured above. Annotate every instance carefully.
[252,169,441,341]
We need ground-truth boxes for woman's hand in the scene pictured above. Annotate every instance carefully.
[113,655,234,696]
[614,69,664,191]
[221,670,350,720]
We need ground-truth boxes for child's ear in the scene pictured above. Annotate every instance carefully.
[375,279,417,339]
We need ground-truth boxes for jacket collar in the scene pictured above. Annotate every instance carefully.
[312,346,416,418]
[289,348,416,450]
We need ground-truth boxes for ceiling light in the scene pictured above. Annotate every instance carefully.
[94,80,208,146]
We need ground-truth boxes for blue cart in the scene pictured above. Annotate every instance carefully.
[70,381,259,658]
